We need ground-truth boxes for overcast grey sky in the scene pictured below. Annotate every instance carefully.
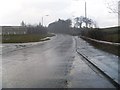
[0,0,118,28]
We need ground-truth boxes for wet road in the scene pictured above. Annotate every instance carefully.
[2,34,115,88]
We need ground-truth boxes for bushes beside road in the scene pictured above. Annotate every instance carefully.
[80,26,120,43]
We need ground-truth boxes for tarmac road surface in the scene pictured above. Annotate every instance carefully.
[2,34,115,88]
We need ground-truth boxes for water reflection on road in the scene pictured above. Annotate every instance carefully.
[2,34,115,88]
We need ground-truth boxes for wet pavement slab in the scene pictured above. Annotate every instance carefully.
[2,34,116,88]
[75,36,119,85]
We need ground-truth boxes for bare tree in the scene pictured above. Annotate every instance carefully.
[74,16,97,28]
[21,21,26,26]
[105,0,120,14]
[74,17,80,28]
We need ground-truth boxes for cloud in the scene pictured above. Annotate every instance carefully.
[0,0,118,27]
[0,0,72,26]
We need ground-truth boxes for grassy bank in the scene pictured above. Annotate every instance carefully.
[79,26,120,56]
[2,33,55,43]
[99,26,119,43]
[81,37,119,56]
[89,40,119,56]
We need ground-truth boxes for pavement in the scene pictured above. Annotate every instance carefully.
[75,36,119,85]
[2,34,116,88]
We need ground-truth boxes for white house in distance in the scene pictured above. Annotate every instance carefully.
[2,26,27,35]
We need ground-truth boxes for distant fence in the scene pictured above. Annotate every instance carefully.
[2,26,27,35]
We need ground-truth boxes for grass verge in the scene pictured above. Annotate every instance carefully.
[2,33,55,43]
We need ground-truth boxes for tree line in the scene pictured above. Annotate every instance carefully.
[21,21,48,34]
